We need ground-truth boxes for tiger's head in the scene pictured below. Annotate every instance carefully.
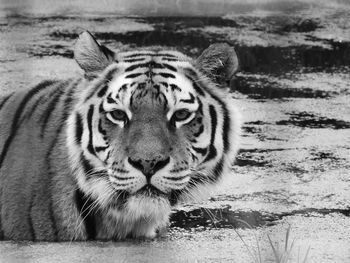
[67,32,240,237]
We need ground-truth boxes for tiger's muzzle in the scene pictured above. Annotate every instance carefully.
[128,156,170,182]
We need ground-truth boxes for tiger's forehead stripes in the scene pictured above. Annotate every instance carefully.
[103,52,201,113]
[119,50,189,60]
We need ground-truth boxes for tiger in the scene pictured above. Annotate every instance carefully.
[0,31,240,241]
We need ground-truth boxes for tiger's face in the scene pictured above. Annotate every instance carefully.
[102,56,204,199]
[67,32,240,230]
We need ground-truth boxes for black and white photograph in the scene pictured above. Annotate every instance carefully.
[0,0,349,262]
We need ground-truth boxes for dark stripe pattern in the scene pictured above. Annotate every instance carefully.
[95,146,109,152]
[125,73,142,79]
[192,146,207,156]
[203,105,217,163]
[159,73,175,79]
[87,105,96,155]
[97,85,108,97]
[192,82,205,96]
[28,194,35,240]
[0,93,14,111]
[44,80,79,241]
[0,80,56,168]
[75,113,83,145]
[207,92,230,153]
[40,86,65,137]
[84,68,118,101]
[180,93,195,104]
[45,79,79,163]
[81,154,94,177]
[22,91,51,122]
[212,158,224,179]
[74,188,96,240]
[123,58,146,63]
[170,84,181,92]
[186,69,230,153]
[125,61,164,72]
[98,120,107,136]
[123,53,177,59]
[183,68,205,96]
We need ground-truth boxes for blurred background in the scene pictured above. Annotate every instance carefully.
[0,0,350,262]
[3,0,348,16]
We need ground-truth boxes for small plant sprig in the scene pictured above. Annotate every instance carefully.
[234,220,310,263]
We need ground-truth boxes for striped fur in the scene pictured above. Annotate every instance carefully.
[0,32,240,241]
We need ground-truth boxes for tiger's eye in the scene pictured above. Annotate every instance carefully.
[110,109,128,122]
[173,109,191,122]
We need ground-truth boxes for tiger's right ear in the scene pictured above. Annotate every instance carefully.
[74,31,115,77]
[196,43,239,87]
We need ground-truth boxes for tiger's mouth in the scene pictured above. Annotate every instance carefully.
[136,184,167,198]
[135,185,182,206]
[106,185,182,210]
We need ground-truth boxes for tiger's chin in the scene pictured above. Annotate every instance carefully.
[107,187,171,239]
[135,184,168,198]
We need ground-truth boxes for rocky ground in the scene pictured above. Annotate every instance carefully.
[0,1,349,262]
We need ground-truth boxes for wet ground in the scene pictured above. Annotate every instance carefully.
[1,1,350,262]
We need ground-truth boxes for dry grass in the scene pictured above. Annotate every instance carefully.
[234,220,310,263]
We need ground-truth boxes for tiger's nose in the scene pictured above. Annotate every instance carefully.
[128,156,170,181]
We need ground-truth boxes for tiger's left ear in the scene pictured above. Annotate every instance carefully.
[196,43,239,86]
[74,31,115,78]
